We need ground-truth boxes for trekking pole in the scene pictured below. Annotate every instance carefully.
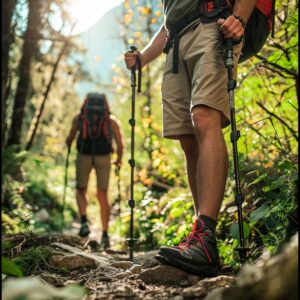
[224,39,249,264]
[61,145,71,233]
[115,165,121,215]
[127,45,141,261]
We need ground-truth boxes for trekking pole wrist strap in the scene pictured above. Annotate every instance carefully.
[233,15,246,28]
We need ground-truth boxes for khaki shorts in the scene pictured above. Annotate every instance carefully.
[162,21,242,139]
[76,153,111,190]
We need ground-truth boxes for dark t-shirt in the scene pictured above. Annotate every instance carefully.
[162,0,199,29]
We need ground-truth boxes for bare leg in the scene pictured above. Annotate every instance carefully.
[76,188,88,216]
[192,105,229,221]
[179,135,199,215]
[97,189,110,231]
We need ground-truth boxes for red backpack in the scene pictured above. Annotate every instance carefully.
[237,0,276,63]
[76,93,112,155]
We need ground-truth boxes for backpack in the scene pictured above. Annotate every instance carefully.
[237,0,276,63]
[76,93,112,155]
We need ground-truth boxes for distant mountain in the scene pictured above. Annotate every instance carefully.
[75,4,125,99]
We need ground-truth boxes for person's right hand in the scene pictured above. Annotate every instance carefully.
[124,50,143,70]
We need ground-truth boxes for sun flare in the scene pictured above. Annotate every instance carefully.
[68,0,123,34]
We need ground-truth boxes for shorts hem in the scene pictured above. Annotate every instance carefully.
[163,129,195,139]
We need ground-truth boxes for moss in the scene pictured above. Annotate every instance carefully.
[13,246,52,276]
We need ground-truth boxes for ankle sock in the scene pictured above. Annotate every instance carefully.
[198,215,217,232]
[102,231,108,238]
[81,215,88,224]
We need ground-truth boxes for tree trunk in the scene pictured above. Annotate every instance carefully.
[26,41,69,151]
[7,0,43,147]
[2,0,17,145]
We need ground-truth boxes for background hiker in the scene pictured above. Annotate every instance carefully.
[124,0,257,276]
[66,92,123,249]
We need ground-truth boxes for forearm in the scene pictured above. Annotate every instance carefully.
[140,25,167,67]
[233,0,258,22]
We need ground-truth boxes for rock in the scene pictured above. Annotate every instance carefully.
[129,264,142,274]
[111,261,133,270]
[138,265,189,284]
[204,233,298,300]
[128,274,138,280]
[49,254,97,270]
[114,270,133,279]
[134,250,160,269]
[51,242,110,267]
[188,275,201,284]
[200,276,236,290]
[182,286,207,298]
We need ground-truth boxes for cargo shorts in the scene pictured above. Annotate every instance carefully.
[76,153,111,190]
[162,21,242,139]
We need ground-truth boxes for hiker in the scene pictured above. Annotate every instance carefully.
[66,92,123,249]
[124,0,257,276]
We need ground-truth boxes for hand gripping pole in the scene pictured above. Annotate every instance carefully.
[224,39,249,264]
[127,46,141,260]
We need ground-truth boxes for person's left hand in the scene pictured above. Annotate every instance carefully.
[217,15,244,41]
[112,158,122,168]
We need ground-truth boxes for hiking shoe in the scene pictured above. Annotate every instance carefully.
[79,222,90,237]
[155,218,219,277]
[100,234,110,249]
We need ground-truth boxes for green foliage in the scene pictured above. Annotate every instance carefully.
[13,246,51,276]
[2,257,24,277]
[2,147,77,235]
[217,156,298,267]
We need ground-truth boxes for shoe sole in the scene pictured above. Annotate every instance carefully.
[155,252,218,277]
[79,231,90,237]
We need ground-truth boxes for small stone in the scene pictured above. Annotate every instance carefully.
[138,265,189,284]
[129,264,142,274]
[182,286,207,298]
[49,254,96,270]
[111,261,133,270]
[114,270,133,279]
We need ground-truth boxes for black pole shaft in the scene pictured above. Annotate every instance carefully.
[127,45,139,261]
[224,40,247,263]
[129,69,136,261]
[61,146,71,232]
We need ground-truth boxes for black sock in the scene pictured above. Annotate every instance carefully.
[102,231,108,237]
[198,215,217,232]
[81,215,87,224]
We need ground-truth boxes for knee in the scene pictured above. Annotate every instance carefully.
[76,188,86,197]
[192,106,221,137]
[179,135,198,158]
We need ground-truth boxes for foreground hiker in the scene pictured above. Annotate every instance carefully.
[124,0,256,276]
[66,92,123,249]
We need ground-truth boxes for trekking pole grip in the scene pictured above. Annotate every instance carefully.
[129,45,142,92]
[224,38,234,68]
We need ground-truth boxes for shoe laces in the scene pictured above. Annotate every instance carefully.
[176,219,212,263]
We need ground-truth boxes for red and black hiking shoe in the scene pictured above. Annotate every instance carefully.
[155,218,219,277]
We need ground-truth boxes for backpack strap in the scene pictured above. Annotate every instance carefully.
[82,98,89,140]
